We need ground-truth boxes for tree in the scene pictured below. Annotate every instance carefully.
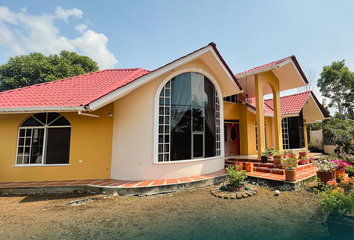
[317,60,354,115]
[323,113,354,153]
[0,50,99,91]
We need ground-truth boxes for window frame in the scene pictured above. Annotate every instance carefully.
[15,113,71,166]
[153,68,224,164]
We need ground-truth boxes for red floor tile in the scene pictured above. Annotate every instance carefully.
[189,176,205,181]
[136,181,154,187]
[178,177,192,183]
[120,181,140,187]
[166,179,179,184]
[151,180,166,186]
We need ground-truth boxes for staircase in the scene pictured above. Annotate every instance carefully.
[225,158,316,176]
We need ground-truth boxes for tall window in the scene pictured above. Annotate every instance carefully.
[158,72,220,162]
[16,113,71,165]
[282,118,289,149]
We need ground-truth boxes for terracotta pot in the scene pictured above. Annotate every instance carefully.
[299,159,306,165]
[336,170,345,180]
[273,156,281,165]
[309,158,314,163]
[226,184,244,192]
[305,159,309,164]
[268,155,273,160]
[299,152,307,158]
[285,169,296,181]
[317,171,335,185]
[326,214,354,239]
[245,162,254,172]
[289,154,296,158]
[235,162,243,171]
[282,154,288,159]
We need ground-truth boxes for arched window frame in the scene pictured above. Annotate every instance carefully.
[16,113,71,166]
[153,68,224,163]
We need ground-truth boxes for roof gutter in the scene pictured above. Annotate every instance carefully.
[0,106,86,114]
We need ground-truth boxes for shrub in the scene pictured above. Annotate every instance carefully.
[319,186,354,218]
[314,158,338,172]
[226,165,247,187]
[345,165,354,177]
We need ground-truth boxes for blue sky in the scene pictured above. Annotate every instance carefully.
[0,1,353,107]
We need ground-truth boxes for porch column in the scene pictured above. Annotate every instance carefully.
[255,74,265,159]
[304,123,308,150]
[272,86,283,152]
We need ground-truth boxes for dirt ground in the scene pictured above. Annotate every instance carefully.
[0,182,329,240]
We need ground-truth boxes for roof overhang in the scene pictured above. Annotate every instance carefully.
[236,56,308,98]
[88,43,243,111]
[302,93,330,123]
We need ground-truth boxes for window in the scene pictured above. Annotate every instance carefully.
[255,122,267,151]
[16,113,71,165]
[282,118,289,150]
[223,94,238,103]
[158,72,221,162]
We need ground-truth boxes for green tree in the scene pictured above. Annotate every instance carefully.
[323,113,354,153]
[317,60,354,115]
[0,50,99,91]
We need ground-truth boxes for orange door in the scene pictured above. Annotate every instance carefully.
[225,123,240,156]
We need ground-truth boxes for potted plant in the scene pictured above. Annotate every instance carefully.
[314,158,337,185]
[282,157,297,181]
[273,150,283,165]
[287,150,296,158]
[261,151,268,163]
[282,150,289,159]
[264,147,275,160]
[319,183,354,238]
[225,165,247,192]
[331,159,350,181]
[299,148,308,158]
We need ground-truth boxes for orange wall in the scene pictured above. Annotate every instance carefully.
[0,104,113,182]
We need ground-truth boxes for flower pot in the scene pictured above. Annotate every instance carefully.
[285,169,296,181]
[299,159,306,165]
[299,152,307,158]
[245,162,254,172]
[289,154,296,158]
[336,170,345,181]
[326,214,354,239]
[268,155,273,160]
[305,159,309,164]
[226,184,244,192]
[235,162,243,171]
[261,156,268,163]
[316,171,335,185]
[309,158,314,163]
[273,156,281,165]
[282,154,288,159]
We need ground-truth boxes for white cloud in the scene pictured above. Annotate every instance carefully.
[75,24,87,33]
[0,6,118,69]
[54,6,82,22]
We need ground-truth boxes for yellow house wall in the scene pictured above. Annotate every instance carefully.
[0,104,113,182]
[110,59,227,180]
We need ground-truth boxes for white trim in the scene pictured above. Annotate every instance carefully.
[78,111,100,118]
[0,106,85,113]
[153,68,225,164]
[153,156,222,165]
[88,46,241,111]
[12,164,71,167]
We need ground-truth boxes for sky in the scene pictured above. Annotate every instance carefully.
[0,0,353,110]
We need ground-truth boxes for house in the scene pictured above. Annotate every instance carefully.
[0,43,329,182]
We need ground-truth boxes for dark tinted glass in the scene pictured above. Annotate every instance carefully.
[45,128,71,164]
[171,106,191,160]
[49,115,70,126]
[47,113,61,125]
[171,73,191,106]
[193,134,203,158]
[33,113,47,125]
[204,78,215,109]
[21,117,43,127]
[192,107,204,132]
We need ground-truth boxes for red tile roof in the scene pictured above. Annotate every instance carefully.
[235,55,309,84]
[0,43,241,111]
[246,91,329,118]
[0,68,150,108]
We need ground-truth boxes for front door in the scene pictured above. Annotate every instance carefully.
[224,123,240,156]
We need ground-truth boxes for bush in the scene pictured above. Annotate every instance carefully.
[345,165,354,177]
[226,165,247,187]
[319,186,354,218]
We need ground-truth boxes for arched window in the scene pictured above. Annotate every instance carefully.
[16,113,71,165]
[157,72,221,162]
